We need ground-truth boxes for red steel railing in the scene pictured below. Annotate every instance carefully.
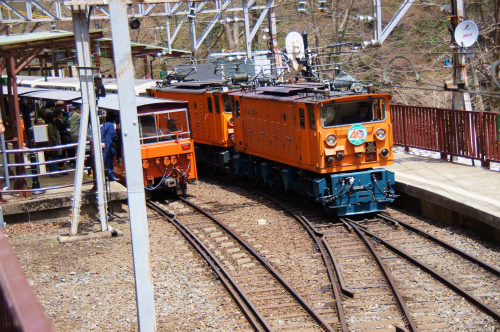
[391,105,500,167]
[0,228,52,332]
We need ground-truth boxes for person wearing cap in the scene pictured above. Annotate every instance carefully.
[56,100,71,129]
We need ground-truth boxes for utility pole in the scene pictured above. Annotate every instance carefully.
[450,0,472,111]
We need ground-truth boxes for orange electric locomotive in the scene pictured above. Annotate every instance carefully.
[229,83,396,215]
[148,79,236,172]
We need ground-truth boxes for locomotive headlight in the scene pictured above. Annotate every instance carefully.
[380,148,389,158]
[375,128,387,140]
[229,117,234,126]
[325,134,337,147]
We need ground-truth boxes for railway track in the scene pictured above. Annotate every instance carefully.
[147,199,338,331]
[344,214,500,322]
[232,180,500,331]
[150,177,500,331]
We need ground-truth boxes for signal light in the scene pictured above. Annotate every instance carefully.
[129,18,140,30]
[380,149,389,158]
[182,144,191,150]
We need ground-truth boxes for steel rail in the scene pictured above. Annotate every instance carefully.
[146,201,270,332]
[242,179,352,301]
[179,197,335,332]
[295,213,348,332]
[212,178,348,330]
[298,213,353,298]
[378,213,500,277]
[348,218,500,322]
[322,233,354,298]
[343,218,418,332]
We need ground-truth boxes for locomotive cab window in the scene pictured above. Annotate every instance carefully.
[223,95,232,113]
[214,95,221,114]
[321,98,387,128]
[299,108,305,129]
[207,97,213,113]
[232,99,241,118]
[307,105,316,130]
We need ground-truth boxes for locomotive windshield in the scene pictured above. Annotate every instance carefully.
[138,109,190,144]
[320,98,386,128]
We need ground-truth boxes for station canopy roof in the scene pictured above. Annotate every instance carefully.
[0,30,190,65]
[96,38,191,58]
[0,30,104,56]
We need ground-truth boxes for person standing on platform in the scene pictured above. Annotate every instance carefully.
[46,113,62,176]
[54,109,71,170]
[45,101,56,118]
[69,105,81,167]
[101,112,119,181]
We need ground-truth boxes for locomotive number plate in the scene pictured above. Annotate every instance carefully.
[347,124,368,146]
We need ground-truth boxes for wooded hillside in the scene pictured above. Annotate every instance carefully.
[11,0,500,110]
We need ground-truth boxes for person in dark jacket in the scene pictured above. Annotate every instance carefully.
[54,109,71,169]
[46,113,62,176]
[101,113,119,181]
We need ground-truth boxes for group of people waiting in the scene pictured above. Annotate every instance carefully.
[35,100,119,181]
[36,101,82,177]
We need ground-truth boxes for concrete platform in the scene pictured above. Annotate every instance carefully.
[0,168,127,223]
[387,152,500,242]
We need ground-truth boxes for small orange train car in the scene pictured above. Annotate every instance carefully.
[94,94,197,195]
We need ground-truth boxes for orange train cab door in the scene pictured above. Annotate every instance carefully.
[205,94,216,141]
[296,103,311,166]
[231,95,245,150]
[306,104,321,168]
[212,93,224,144]
[190,95,208,142]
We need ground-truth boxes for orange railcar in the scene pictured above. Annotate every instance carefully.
[95,94,197,195]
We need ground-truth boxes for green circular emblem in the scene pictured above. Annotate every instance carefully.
[347,124,368,145]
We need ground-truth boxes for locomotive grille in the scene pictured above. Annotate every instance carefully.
[264,120,270,152]
[252,118,258,149]
[259,119,264,150]
[199,98,206,139]
[289,109,298,160]
[272,122,277,154]
[284,123,290,154]
[277,122,282,154]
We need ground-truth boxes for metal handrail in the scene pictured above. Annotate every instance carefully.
[391,104,500,167]
[0,143,93,193]
[0,228,53,332]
